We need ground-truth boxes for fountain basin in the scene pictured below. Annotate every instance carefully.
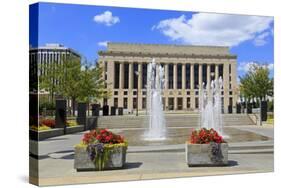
[185,142,228,166]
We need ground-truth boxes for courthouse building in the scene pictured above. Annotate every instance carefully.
[98,42,238,113]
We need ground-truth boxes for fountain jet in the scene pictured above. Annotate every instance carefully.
[144,58,166,140]
[199,77,226,136]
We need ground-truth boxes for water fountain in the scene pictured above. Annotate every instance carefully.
[199,77,225,136]
[144,58,166,140]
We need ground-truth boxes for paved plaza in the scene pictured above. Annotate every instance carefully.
[30,123,274,186]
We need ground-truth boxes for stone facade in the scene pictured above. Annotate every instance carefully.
[98,42,238,113]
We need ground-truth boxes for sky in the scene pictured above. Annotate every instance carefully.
[29,2,274,78]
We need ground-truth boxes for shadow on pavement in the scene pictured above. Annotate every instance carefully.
[123,162,143,169]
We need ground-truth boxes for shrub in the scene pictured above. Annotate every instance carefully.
[66,120,78,127]
[39,101,55,112]
[189,128,225,144]
[30,125,51,131]
[40,119,55,128]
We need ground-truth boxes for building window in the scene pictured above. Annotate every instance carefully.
[229,64,231,74]
[229,97,233,106]
[195,91,199,95]
[185,64,190,89]
[103,98,108,106]
[187,97,191,108]
[142,91,146,95]
[168,97,174,110]
[114,62,120,89]
[142,97,146,109]
[219,64,223,79]
[114,91,118,95]
[186,91,190,95]
[133,91,137,95]
[114,98,118,107]
[124,91,128,95]
[177,64,182,89]
[123,98,128,109]
[168,64,173,89]
[133,98,137,109]
[229,91,233,95]
[142,63,147,89]
[195,97,199,109]
[124,63,129,89]
[211,64,215,81]
[202,64,207,84]
[177,98,183,110]
[194,64,199,89]
[162,97,165,110]
[133,63,138,89]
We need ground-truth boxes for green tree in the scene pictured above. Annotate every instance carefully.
[40,56,109,116]
[77,60,110,115]
[239,64,273,101]
[239,63,273,125]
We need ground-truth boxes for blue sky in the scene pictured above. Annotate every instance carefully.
[30,2,274,78]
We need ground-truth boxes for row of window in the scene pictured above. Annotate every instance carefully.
[108,97,233,110]
[113,90,233,96]
[112,62,230,89]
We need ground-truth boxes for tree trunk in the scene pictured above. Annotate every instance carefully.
[72,97,76,117]
[259,97,263,126]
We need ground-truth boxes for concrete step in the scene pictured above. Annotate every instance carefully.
[97,114,255,129]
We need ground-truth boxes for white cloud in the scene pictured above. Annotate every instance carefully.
[98,41,109,47]
[153,13,273,47]
[238,61,274,73]
[253,31,270,46]
[93,11,120,26]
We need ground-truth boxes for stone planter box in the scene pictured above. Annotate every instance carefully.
[74,145,127,171]
[185,142,228,167]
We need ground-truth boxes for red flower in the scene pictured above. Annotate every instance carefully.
[189,128,225,144]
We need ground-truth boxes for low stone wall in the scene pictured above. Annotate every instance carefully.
[74,146,127,171]
[30,128,64,141]
[185,142,228,166]
[65,125,84,134]
[30,125,85,141]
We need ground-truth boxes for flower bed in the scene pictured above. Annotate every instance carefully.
[74,129,128,171]
[185,128,228,167]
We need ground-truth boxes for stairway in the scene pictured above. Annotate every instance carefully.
[97,114,255,129]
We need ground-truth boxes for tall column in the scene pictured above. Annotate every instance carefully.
[173,64,177,90]
[128,63,133,112]
[215,64,219,80]
[231,61,238,105]
[118,62,124,108]
[107,61,114,107]
[190,63,194,90]
[182,63,187,111]
[223,62,230,113]
[165,64,168,89]
[199,64,202,88]
[207,64,211,87]
[138,63,142,110]
[128,63,133,89]
[182,64,186,90]
[190,63,195,109]
[119,63,124,89]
